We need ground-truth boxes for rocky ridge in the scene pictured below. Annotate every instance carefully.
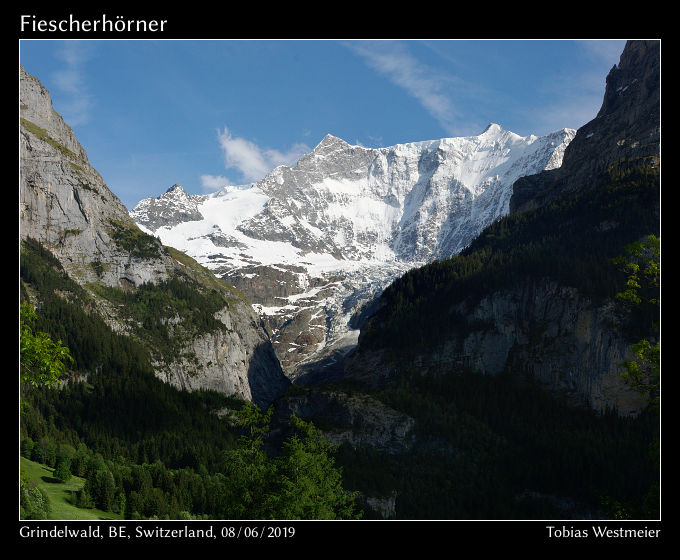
[511,40,660,214]
[19,65,290,408]
[132,126,575,379]
[346,40,660,417]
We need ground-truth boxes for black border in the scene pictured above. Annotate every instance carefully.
[16,8,665,547]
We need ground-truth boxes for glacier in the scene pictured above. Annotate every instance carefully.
[131,124,575,380]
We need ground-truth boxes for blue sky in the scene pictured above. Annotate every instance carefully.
[19,39,627,210]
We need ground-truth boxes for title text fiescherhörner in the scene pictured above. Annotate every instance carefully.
[20,14,167,33]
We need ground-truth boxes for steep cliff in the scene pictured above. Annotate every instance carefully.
[271,388,416,454]
[348,40,660,416]
[511,40,660,214]
[19,65,289,407]
[350,279,644,413]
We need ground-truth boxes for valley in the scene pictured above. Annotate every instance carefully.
[19,39,660,524]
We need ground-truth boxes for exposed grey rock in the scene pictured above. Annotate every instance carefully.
[131,126,573,379]
[153,305,289,409]
[131,184,206,231]
[346,278,647,416]
[360,491,398,519]
[453,280,647,415]
[511,40,659,214]
[19,64,289,408]
[272,389,416,454]
[347,41,659,417]
[20,65,174,289]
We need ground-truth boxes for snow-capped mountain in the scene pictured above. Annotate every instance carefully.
[131,124,575,379]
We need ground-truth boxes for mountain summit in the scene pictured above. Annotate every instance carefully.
[351,40,660,416]
[132,126,574,378]
[511,40,659,214]
[20,65,290,407]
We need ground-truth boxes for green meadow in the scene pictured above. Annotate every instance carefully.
[20,456,122,520]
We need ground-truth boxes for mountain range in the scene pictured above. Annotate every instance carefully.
[20,64,290,408]
[131,125,575,379]
[19,39,661,521]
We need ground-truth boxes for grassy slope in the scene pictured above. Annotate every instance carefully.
[20,456,122,520]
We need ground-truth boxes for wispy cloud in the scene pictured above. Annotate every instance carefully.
[577,39,627,66]
[215,127,310,184]
[347,39,629,138]
[200,174,231,193]
[51,42,95,126]
[345,41,481,136]
[525,40,627,133]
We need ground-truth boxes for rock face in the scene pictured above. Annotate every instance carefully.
[20,67,174,289]
[19,65,290,408]
[511,40,660,214]
[348,40,660,416]
[349,279,644,414]
[132,125,574,379]
[150,304,290,408]
[271,389,416,454]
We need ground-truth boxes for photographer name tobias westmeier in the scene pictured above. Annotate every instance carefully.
[20,14,167,33]
[547,525,661,539]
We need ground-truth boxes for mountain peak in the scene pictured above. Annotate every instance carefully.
[130,123,575,377]
[510,40,659,214]
[481,123,503,135]
[165,183,186,194]
[317,134,348,148]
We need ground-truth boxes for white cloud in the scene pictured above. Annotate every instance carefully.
[216,127,310,183]
[200,174,230,193]
[524,40,627,133]
[577,39,627,66]
[51,42,94,126]
[345,41,480,136]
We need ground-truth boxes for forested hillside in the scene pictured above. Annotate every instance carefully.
[327,40,660,518]
[20,235,363,520]
[19,62,359,520]
[359,163,659,356]
[351,40,660,417]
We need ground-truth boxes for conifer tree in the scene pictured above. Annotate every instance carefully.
[271,415,361,520]
[53,456,72,483]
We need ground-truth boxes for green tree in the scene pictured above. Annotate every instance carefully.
[612,234,660,408]
[620,338,660,407]
[612,234,660,308]
[219,402,275,519]
[114,490,127,515]
[85,469,116,512]
[611,233,660,518]
[74,487,95,509]
[20,302,73,388]
[53,456,72,483]
[21,437,35,459]
[20,476,51,519]
[31,437,57,468]
[219,403,360,520]
[70,444,90,478]
[271,415,361,520]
